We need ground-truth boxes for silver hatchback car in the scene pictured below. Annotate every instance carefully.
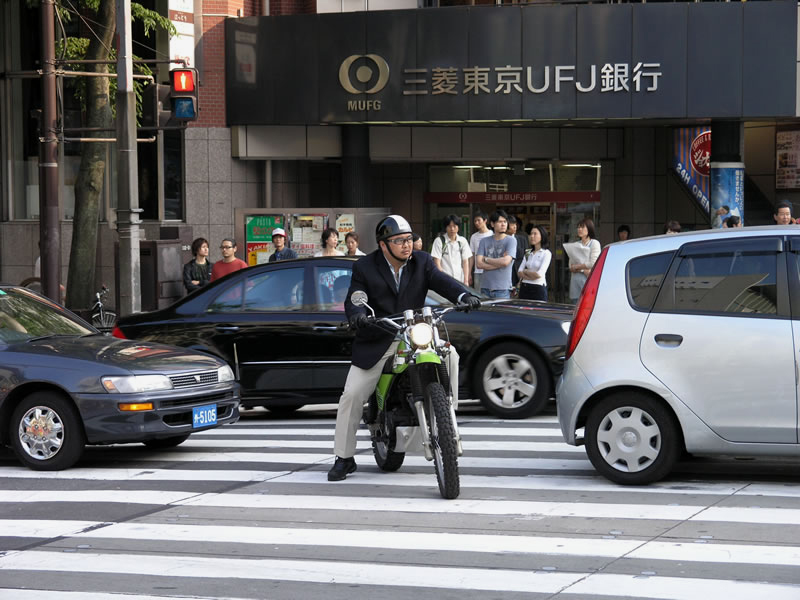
[557,226,800,484]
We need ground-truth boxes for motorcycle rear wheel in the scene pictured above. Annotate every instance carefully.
[366,394,406,472]
[373,434,405,472]
[426,382,460,499]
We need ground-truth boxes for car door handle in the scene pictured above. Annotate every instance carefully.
[215,325,240,332]
[312,325,339,331]
[654,334,683,347]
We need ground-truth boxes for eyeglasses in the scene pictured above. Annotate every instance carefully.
[387,236,414,246]
[220,245,234,250]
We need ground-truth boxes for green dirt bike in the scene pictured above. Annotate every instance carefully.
[350,290,475,500]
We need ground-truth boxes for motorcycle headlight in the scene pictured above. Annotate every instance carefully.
[217,365,235,382]
[101,375,172,394]
[409,323,434,349]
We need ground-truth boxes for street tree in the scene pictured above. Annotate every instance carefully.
[41,1,173,310]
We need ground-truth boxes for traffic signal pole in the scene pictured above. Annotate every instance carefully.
[116,0,141,315]
[39,0,60,302]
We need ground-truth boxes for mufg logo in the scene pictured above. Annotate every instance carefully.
[339,54,389,111]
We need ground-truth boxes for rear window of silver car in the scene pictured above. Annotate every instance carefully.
[627,252,674,311]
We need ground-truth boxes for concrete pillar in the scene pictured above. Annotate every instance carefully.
[341,125,370,208]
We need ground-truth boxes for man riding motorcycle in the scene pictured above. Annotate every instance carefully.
[328,215,480,481]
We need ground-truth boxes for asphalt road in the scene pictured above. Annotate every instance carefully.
[0,402,799,599]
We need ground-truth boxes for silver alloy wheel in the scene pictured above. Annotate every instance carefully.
[481,353,537,409]
[18,405,65,461]
[595,405,662,473]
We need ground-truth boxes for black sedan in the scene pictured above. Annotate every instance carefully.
[113,257,572,419]
[0,285,240,470]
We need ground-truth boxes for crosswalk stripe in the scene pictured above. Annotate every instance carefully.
[0,550,581,593]
[0,592,230,600]
[6,520,800,569]
[0,489,772,522]
[0,466,768,497]
[70,451,594,470]
[176,438,584,452]
[2,551,799,599]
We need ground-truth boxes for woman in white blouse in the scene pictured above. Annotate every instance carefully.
[314,228,345,257]
[518,225,552,301]
[567,218,601,302]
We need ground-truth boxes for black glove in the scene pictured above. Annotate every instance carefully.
[464,294,481,312]
[349,313,369,331]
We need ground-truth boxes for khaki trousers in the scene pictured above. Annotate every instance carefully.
[333,342,460,459]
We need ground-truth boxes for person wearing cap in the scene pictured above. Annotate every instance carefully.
[327,214,481,482]
[268,228,297,262]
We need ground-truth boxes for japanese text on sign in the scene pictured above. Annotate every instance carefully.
[402,63,662,96]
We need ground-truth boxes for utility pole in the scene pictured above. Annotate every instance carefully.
[116,0,141,315]
[39,0,60,302]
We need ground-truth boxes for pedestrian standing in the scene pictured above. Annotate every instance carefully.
[518,225,551,301]
[567,219,600,301]
[469,210,493,291]
[345,232,366,256]
[183,237,214,293]
[476,210,517,299]
[314,228,345,257]
[774,201,792,225]
[268,228,297,262]
[430,214,472,286]
[507,215,530,289]
[210,238,248,281]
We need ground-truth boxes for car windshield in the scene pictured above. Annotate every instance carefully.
[0,288,93,343]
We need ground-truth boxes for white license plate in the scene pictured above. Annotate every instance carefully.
[192,404,217,428]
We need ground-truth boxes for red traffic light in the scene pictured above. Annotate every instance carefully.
[170,69,195,93]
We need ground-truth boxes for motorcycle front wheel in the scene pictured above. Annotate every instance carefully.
[426,382,460,499]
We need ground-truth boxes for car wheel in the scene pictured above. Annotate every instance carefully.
[585,393,681,485]
[9,392,85,471]
[472,342,551,418]
[143,434,191,449]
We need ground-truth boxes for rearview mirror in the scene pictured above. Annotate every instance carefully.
[351,290,368,307]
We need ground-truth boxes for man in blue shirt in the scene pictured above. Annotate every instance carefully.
[268,228,298,262]
[476,210,516,298]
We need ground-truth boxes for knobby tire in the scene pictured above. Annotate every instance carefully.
[426,381,460,499]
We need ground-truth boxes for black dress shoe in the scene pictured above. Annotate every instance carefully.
[328,456,357,481]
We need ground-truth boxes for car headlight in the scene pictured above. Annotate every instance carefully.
[218,364,235,382]
[101,375,172,394]
[409,323,434,349]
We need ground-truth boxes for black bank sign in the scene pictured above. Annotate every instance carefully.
[225,3,797,125]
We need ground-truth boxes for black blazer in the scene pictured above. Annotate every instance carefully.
[344,250,468,369]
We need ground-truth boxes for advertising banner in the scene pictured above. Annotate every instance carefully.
[776,130,800,189]
[673,127,710,215]
[335,213,355,254]
[709,163,744,228]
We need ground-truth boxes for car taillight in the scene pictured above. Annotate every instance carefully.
[565,246,608,360]
[111,326,126,339]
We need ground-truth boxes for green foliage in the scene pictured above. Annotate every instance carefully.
[131,4,176,38]
[53,1,175,123]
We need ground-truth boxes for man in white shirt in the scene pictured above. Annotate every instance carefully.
[469,211,493,291]
[431,214,472,286]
